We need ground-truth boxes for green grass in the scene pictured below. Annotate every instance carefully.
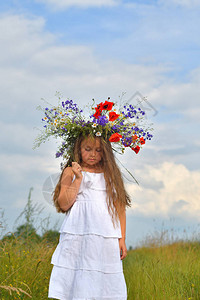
[0,236,199,299]
[0,236,55,300]
[124,241,200,300]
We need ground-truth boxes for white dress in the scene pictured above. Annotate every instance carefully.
[48,171,127,300]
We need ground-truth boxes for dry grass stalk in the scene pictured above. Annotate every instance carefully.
[0,285,32,298]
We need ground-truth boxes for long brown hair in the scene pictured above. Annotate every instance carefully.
[53,134,132,227]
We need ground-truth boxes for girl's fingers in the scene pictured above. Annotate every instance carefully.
[72,162,82,171]
[72,162,82,168]
[72,162,82,178]
[120,247,127,260]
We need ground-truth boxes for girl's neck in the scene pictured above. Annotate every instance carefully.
[81,163,103,173]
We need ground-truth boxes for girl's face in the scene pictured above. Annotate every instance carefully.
[80,137,102,167]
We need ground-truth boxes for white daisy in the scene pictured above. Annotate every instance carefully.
[92,123,97,127]
[96,132,101,137]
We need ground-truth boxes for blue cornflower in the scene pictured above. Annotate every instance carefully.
[97,115,109,126]
[56,151,63,158]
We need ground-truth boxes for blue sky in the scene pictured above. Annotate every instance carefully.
[0,0,200,247]
[1,0,200,74]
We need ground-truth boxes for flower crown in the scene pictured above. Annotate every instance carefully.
[33,96,153,162]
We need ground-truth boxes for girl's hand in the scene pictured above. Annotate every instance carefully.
[119,238,127,260]
[72,162,83,179]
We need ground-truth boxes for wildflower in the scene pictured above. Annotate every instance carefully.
[93,109,101,119]
[122,136,132,147]
[96,115,109,126]
[102,100,114,110]
[140,137,145,145]
[132,135,138,142]
[96,132,101,137]
[109,133,122,142]
[132,145,140,154]
[96,102,103,110]
[109,111,120,122]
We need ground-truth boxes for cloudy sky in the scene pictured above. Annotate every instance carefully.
[0,0,200,247]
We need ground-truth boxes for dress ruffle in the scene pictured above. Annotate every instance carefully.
[59,201,122,238]
[48,267,127,300]
[51,233,122,273]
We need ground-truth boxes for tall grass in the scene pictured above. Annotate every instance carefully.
[124,241,200,300]
[0,234,199,299]
[0,235,56,299]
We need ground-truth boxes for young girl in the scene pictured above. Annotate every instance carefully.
[48,134,131,300]
[34,97,153,299]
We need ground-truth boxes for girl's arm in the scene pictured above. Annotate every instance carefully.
[118,206,127,260]
[58,163,82,212]
[119,206,126,240]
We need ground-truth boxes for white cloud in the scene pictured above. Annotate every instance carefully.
[159,0,200,7]
[0,13,168,115]
[148,69,200,123]
[0,152,58,187]
[126,162,200,221]
[0,14,54,67]
[35,0,120,10]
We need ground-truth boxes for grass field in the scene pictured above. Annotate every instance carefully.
[124,241,200,299]
[0,235,199,299]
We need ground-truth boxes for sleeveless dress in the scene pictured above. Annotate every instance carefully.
[48,171,127,300]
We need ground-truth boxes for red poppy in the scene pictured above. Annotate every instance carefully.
[96,102,103,111]
[131,145,140,154]
[102,101,114,111]
[109,133,122,142]
[93,109,102,119]
[109,111,120,121]
[140,137,145,145]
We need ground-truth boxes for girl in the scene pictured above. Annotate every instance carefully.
[48,134,131,300]
[34,97,153,299]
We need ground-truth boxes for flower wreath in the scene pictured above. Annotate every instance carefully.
[33,95,153,166]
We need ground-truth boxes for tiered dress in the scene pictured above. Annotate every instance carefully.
[48,171,127,300]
